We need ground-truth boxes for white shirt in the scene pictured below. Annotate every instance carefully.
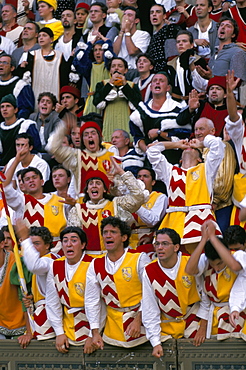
[85,249,150,330]
[46,253,85,336]
[229,250,246,313]
[114,30,151,70]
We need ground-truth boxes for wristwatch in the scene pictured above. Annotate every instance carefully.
[157,129,161,137]
[125,32,131,37]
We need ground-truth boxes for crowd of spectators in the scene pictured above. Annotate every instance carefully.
[1,0,246,359]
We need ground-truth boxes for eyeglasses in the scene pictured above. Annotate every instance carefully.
[0,61,10,65]
[154,241,174,247]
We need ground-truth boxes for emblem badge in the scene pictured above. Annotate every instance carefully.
[75,282,85,297]
[122,267,132,282]
[191,170,200,181]
[102,160,111,172]
[51,205,59,216]
[182,275,192,288]
[102,210,111,218]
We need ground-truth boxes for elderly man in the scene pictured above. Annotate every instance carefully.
[130,71,193,164]
[0,4,23,45]
[194,117,236,232]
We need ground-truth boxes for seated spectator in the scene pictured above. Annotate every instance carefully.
[186,220,246,341]
[46,226,95,353]
[166,30,208,101]
[93,57,142,142]
[147,135,224,254]
[130,167,167,249]
[0,34,16,56]
[75,2,90,32]
[5,133,50,191]
[67,158,148,253]
[15,221,58,341]
[129,72,192,164]
[223,225,246,251]
[0,53,35,121]
[0,4,23,46]
[37,0,63,41]
[12,21,40,68]
[46,119,116,198]
[188,0,218,60]
[142,227,201,359]
[113,6,151,79]
[148,3,180,71]
[110,128,145,176]
[16,27,76,111]
[85,216,150,348]
[0,229,26,339]
[0,94,41,166]
[73,38,114,115]
[29,92,59,151]
[133,53,154,102]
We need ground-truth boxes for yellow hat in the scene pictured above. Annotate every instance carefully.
[38,0,58,11]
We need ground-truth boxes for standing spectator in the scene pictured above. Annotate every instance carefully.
[75,2,90,32]
[37,0,63,41]
[0,4,23,46]
[51,165,71,198]
[0,53,35,121]
[56,86,83,119]
[93,57,142,142]
[188,0,218,59]
[85,216,150,348]
[0,94,41,166]
[147,135,224,253]
[148,3,180,71]
[12,21,40,67]
[113,7,150,79]
[46,226,95,353]
[83,2,113,43]
[142,228,201,359]
[224,0,246,43]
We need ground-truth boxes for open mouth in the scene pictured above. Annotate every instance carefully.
[66,249,74,255]
[89,140,95,146]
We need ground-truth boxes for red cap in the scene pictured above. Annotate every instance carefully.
[76,2,90,11]
[60,85,81,99]
[207,76,226,92]
[80,121,102,137]
[85,170,110,190]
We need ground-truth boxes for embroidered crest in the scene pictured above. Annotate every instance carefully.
[75,282,85,297]
[51,205,59,216]
[102,210,112,218]
[182,275,192,288]
[103,160,111,172]
[122,267,132,282]
[191,170,200,181]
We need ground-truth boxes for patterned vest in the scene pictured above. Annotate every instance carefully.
[24,194,67,238]
[52,255,93,343]
[79,200,115,251]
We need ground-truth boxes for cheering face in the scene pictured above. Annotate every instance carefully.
[150,74,170,96]
[82,127,100,153]
[87,178,106,203]
[102,224,127,252]
[62,232,86,265]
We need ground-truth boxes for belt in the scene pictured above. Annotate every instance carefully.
[87,92,95,96]
[206,301,228,338]
[166,204,211,213]
[85,250,107,255]
[67,307,85,314]
[161,303,197,323]
[110,303,140,313]
[35,299,45,309]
